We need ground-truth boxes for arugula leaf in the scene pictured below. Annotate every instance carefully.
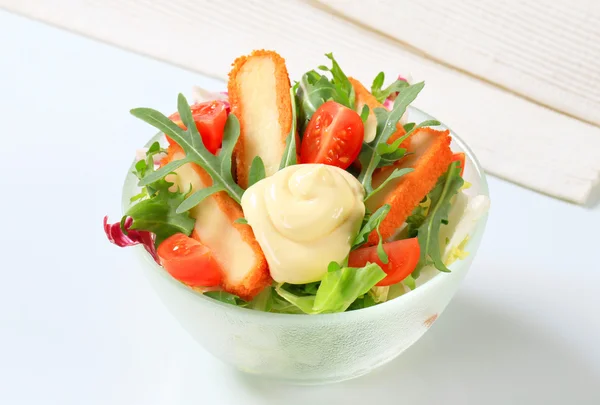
[371,72,385,95]
[404,122,416,133]
[352,204,391,250]
[324,53,355,110]
[364,168,414,202]
[295,53,355,134]
[376,120,439,157]
[131,94,244,205]
[347,293,377,311]
[406,197,430,238]
[176,184,224,214]
[375,225,389,264]
[124,187,195,246]
[357,82,425,194]
[360,104,370,123]
[371,72,410,103]
[283,282,321,296]
[280,84,299,169]
[413,162,464,277]
[274,263,386,314]
[296,71,337,133]
[130,141,170,201]
[204,291,247,306]
[248,156,266,187]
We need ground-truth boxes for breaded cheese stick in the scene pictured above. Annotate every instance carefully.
[365,127,453,246]
[228,50,293,188]
[163,144,271,300]
[349,77,408,147]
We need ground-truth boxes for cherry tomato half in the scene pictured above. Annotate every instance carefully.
[167,101,227,155]
[157,233,222,287]
[348,238,420,286]
[300,101,364,169]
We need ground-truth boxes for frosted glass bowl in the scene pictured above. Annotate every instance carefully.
[122,106,489,384]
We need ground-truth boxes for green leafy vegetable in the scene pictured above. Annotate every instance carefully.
[275,263,386,314]
[371,72,410,103]
[274,285,316,314]
[312,263,385,313]
[403,274,416,290]
[280,84,299,169]
[324,53,355,110]
[130,141,169,202]
[296,71,336,133]
[374,119,440,169]
[123,141,195,245]
[175,184,223,214]
[406,197,430,238]
[247,287,273,312]
[371,72,385,96]
[375,225,389,264]
[234,218,248,225]
[248,156,266,187]
[124,186,195,246]
[369,285,390,303]
[351,204,390,250]
[413,162,464,277]
[204,291,247,306]
[131,94,244,206]
[364,168,414,202]
[295,53,355,134]
[360,104,370,123]
[347,293,377,311]
[357,82,425,194]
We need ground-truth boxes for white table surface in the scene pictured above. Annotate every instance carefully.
[1,10,599,405]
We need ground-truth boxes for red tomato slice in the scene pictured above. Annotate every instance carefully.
[157,233,222,287]
[452,152,466,177]
[348,238,420,286]
[300,101,364,169]
[167,101,227,155]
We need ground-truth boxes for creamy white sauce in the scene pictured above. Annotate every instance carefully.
[241,164,365,284]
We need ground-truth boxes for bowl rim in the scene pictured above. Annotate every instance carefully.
[123,105,490,321]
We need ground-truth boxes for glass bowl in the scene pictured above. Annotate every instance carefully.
[122,106,489,384]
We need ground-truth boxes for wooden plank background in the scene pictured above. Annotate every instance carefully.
[2,0,599,204]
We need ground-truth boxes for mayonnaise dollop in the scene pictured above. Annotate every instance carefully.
[241,164,365,284]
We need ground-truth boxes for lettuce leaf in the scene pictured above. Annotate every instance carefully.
[275,263,386,314]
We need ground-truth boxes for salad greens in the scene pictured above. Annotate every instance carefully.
[411,161,464,277]
[357,82,424,194]
[131,94,244,205]
[123,143,195,246]
[274,262,386,314]
[248,156,266,188]
[106,52,487,316]
[295,53,356,135]
[279,84,299,169]
[371,72,410,104]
